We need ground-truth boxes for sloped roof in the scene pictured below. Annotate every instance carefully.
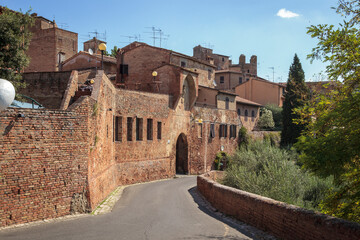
[120,42,216,68]
[235,96,262,107]
[62,51,116,65]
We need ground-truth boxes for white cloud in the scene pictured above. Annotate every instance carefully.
[277,8,300,18]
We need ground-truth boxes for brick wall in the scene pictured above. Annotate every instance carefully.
[189,107,240,174]
[20,71,73,109]
[0,99,91,227]
[197,172,360,240]
[25,18,77,73]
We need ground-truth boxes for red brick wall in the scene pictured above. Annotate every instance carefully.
[189,107,240,174]
[0,100,91,227]
[25,23,77,72]
[197,172,360,240]
[19,71,72,109]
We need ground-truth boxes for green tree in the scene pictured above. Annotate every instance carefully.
[295,0,360,223]
[257,108,275,130]
[110,46,118,58]
[264,103,282,130]
[280,54,308,147]
[0,7,33,91]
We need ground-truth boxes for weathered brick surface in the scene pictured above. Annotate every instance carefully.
[20,71,73,109]
[198,172,360,240]
[25,17,78,72]
[0,100,90,227]
[189,107,240,174]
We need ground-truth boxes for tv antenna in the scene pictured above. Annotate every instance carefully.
[201,42,214,49]
[145,27,169,47]
[269,67,275,82]
[88,30,107,42]
[120,34,143,44]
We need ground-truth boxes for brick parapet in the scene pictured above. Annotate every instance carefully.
[197,171,360,240]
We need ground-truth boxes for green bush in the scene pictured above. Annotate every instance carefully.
[222,141,333,210]
[257,108,275,130]
[264,104,283,130]
[238,126,250,146]
[263,132,280,146]
[214,151,230,170]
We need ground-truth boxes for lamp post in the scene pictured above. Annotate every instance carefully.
[0,79,15,111]
[152,71,158,81]
[98,43,107,70]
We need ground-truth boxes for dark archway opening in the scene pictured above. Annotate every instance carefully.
[176,133,188,174]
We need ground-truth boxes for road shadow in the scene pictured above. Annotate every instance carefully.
[188,187,277,240]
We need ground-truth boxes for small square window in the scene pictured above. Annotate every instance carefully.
[181,61,186,67]
[220,76,224,83]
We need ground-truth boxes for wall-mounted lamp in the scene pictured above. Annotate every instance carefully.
[98,43,107,70]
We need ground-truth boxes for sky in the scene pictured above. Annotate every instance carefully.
[2,0,343,82]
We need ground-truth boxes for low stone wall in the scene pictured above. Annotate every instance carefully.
[197,171,360,240]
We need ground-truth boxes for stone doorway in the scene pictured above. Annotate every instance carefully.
[176,133,188,174]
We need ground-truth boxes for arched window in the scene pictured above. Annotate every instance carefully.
[245,109,248,121]
[237,108,241,116]
[225,97,229,110]
[251,110,255,122]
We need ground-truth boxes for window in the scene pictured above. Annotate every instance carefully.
[72,40,76,51]
[245,110,248,121]
[181,61,186,67]
[208,69,212,80]
[147,119,153,140]
[252,110,255,122]
[247,69,250,73]
[57,52,65,65]
[157,121,162,140]
[237,108,241,116]
[210,123,215,138]
[222,57,225,62]
[225,97,229,110]
[197,123,203,138]
[220,76,224,83]
[136,118,143,141]
[246,78,249,82]
[239,77,242,84]
[230,125,237,138]
[114,116,122,142]
[127,117,133,141]
[120,64,128,75]
[219,124,227,138]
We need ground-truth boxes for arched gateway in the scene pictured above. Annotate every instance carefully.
[176,133,188,174]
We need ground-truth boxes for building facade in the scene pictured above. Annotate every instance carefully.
[25,13,78,72]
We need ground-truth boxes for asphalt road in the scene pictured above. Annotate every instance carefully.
[0,176,274,240]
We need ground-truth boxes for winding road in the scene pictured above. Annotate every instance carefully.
[0,176,274,240]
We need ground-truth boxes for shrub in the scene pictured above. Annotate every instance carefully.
[257,108,275,130]
[222,141,333,210]
[214,151,230,170]
[264,104,283,130]
[263,132,281,146]
[238,126,250,146]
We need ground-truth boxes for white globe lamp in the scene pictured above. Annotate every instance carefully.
[0,79,16,111]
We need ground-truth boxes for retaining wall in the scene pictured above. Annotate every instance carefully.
[197,171,360,240]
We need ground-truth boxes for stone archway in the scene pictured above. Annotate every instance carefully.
[176,133,188,174]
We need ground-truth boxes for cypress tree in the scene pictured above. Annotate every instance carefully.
[280,54,308,147]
